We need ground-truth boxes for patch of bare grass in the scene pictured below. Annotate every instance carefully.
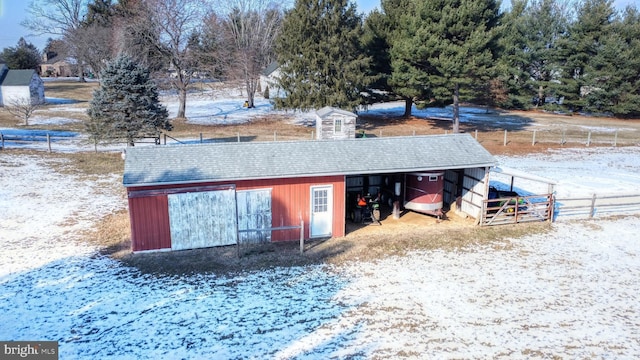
[44,81,99,102]
[87,209,131,258]
[116,215,552,277]
[45,151,124,179]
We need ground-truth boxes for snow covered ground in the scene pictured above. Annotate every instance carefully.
[1,92,640,358]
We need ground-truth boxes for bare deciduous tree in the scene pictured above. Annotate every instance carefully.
[128,0,206,119]
[215,0,284,108]
[67,23,115,78]
[22,0,89,81]
[225,0,283,108]
[4,97,43,126]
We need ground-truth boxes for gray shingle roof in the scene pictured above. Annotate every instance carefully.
[123,134,497,187]
[0,69,35,86]
[261,61,279,76]
[316,106,357,119]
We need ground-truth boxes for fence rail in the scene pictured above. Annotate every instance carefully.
[480,192,640,225]
[554,193,640,220]
[0,131,57,152]
[2,126,639,152]
[236,219,305,257]
[480,194,554,226]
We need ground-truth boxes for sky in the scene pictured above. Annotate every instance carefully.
[0,0,637,52]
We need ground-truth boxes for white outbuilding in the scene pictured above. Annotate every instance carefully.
[0,63,45,106]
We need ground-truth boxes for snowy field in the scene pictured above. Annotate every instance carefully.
[1,150,639,359]
[2,91,640,358]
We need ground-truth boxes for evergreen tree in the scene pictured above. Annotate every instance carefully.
[384,0,428,116]
[606,6,640,117]
[496,0,569,109]
[362,1,411,113]
[555,0,616,112]
[1,38,41,70]
[274,0,375,111]
[389,0,501,131]
[87,55,171,146]
[571,3,640,117]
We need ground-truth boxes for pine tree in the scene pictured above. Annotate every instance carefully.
[383,0,426,116]
[86,55,171,146]
[555,0,616,112]
[274,0,374,111]
[389,0,501,131]
[606,7,640,117]
[1,38,41,70]
[362,1,409,112]
[559,1,640,117]
[497,0,568,109]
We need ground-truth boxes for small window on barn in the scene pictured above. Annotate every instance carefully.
[314,189,328,212]
[334,119,342,133]
[429,175,438,181]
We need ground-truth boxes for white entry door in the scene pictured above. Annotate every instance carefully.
[310,185,333,238]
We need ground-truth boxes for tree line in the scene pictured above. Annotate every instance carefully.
[3,0,639,139]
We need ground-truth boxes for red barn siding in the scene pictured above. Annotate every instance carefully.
[127,175,345,251]
[233,176,345,241]
[128,195,171,251]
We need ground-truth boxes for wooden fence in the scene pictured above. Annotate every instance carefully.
[2,127,638,152]
[0,131,57,152]
[0,131,160,152]
[236,218,305,257]
[480,192,640,225]
[480,194,554,226]
[554,193,640,220]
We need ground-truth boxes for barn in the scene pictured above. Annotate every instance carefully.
[123,134,497,252]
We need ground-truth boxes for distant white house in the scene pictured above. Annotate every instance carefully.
[259,61,284,99]
[315,106,358,140]
[0,63,45,106]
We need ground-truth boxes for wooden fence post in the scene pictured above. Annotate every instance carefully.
[590,193,597,218]
[503,129,508,146]
[200,133,203,143]
[274,131,277,141]
[561,130,566,145]
[586,131,591,147]
[475,129,478,140]
[614,131,618,147]
[299,217,304,254]
[0,131,3,150]
[532,130,536,146]
[47,133,51,153]
[237,132,240,142]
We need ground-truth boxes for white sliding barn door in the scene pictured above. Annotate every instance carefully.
[168,189,238,250]
[236,189,272,244]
